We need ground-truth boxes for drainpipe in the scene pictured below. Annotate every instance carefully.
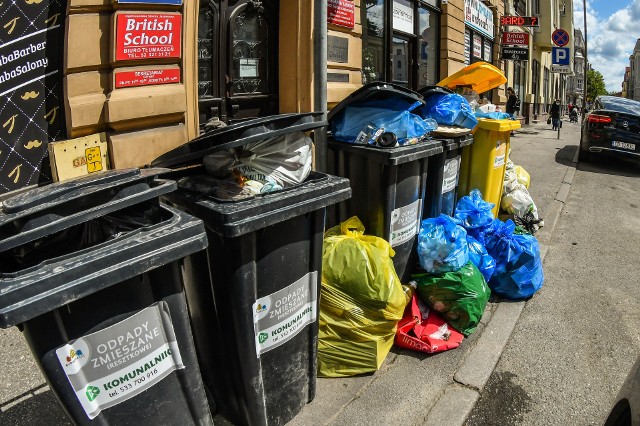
[313,0,328,172]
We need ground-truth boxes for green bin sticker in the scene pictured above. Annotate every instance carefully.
[389,199,422,247]
[442,156,461,194]
[55,302,184,420]
[252,271,318,357]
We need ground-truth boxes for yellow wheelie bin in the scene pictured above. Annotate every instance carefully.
[437,63,520,217]
[457,119,521,217]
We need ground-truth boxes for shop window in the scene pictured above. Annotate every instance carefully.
[418,5,439,87]
[362,0,385,84]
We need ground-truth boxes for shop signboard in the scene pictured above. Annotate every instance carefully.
[502,46,529,61]
[393,0,414,34]
[501,32,530,46]
[0,0,67,193]
[115,68,181,88]
[115,13,182,61]
[464,0,494,40]
[500,16,540,27]
[327,0,355,29]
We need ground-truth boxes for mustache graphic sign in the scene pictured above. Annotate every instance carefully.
[0,0,67,193]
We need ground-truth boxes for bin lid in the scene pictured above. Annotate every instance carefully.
[437,63,507,94]
[417,85,453,99]
[327,82,424,123]
[0,168,175,253]
[474,118,521,132]
[151,112,326,169]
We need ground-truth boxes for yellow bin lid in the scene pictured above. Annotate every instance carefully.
[474,118,521,132]
[438,63,507,94]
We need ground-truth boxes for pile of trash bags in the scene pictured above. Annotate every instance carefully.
[500,157,542,234]
[317,191,544,376]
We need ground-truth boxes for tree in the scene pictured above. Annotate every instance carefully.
[586,69,608,102]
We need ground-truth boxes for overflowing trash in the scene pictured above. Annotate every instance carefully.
[466,234,496,283]
[454,189,495,230]
[318,217,406,377]
[416,215,469,274]
[501,159,542,234]
[413,262,491,336]
[395,290,464,354]
[202,131,312,196]
[418,92,478,129]
[482,219,544,299]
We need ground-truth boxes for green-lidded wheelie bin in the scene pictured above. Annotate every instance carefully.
[326,82,444,283]
[0,169,212,425]
[151,113,352,426]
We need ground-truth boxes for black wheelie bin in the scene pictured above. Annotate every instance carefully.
[0,169,212,425]
[151,113,352,426]
[326,82,444,282]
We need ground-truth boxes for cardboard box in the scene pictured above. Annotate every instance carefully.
[65,14,111,73]
[108,123,187,169]
[49,133,110,182]
[105,83,186,131]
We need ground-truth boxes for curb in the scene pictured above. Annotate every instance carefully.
[424,144,580,425]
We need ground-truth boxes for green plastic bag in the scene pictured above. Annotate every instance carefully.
[413,262,490,336]
[318,216,406,377]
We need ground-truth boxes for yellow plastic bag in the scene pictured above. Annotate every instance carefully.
[318,217,406,377]
[515,165,530,188]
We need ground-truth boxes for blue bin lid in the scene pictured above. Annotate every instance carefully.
[327,82,424,124]
[151,112,326,169]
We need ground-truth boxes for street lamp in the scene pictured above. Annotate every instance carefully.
[582,0,588,119]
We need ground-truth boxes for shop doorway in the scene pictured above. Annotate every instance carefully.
[197,0,279,130]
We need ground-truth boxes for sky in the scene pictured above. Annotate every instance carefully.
[573,0,640,92]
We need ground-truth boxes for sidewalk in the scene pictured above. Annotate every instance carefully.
[0,118,582,426]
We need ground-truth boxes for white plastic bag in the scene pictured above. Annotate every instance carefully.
[501,183,539,219]
[203,131,313,192]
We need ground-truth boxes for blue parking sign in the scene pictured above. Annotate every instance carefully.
[552,47,570,65]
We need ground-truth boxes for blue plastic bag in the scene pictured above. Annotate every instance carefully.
[417,214,469,274]
[331,100,432,144]
[417,93,478,129]
[466,235,496,283]
[474,110,515,120]
[454,189,495,230]
[483,219,544,299]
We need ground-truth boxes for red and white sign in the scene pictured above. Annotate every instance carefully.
[115,68,181,88]
[327,0,355,29]
[502,32,529,46]
[115,13,182,61]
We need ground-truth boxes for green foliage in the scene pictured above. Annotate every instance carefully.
[586,69,608,101]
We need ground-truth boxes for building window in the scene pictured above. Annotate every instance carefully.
[362,0,441,88]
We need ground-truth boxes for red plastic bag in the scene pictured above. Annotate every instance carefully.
[395,294,464,354]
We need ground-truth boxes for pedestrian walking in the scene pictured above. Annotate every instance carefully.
[506,87,519,136]
[550,99,561,130]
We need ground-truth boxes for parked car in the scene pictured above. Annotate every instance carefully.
[579,96,640,162]
[604,355,640,425]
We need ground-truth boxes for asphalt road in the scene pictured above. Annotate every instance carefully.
[467,131,640,425]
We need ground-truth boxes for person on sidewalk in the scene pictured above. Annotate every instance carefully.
[506,87,519,136]
[550,99,561,130]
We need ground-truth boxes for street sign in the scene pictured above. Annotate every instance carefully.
[500,16,540,27]
[551,47,571,73]
[502,46,529,61]
[552,29,570,47]
[501,32,530,46]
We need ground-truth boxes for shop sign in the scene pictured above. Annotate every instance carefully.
[502,46,529,61]
[464,0,494,40]
[484,40,492,61]
[115,14,182,61]
[115,68,181,88]
[393,0,414,33]
[327,0,355,29]
[464,31,471,64]
[327,35,349,63]
[473,34,482,58]
[0,0,67,193]
[500,16,540,27]
[502,32,530,46]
